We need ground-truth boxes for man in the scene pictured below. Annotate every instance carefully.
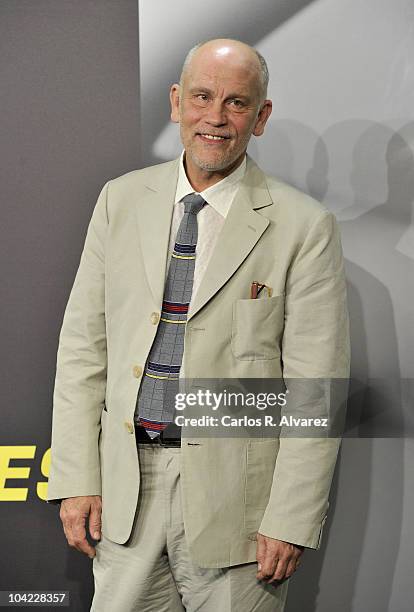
[47,39,350,611]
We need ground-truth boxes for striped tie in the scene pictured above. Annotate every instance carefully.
[134,193,207,438]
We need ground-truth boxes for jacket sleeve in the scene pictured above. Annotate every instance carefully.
[47,182,110,503]
[258,210,350,548]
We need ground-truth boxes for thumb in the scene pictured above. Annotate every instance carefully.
[89,506,102,540]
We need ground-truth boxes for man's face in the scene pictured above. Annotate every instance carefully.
[170,46,272,178]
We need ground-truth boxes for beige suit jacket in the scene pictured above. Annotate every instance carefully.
[47,155,350,568]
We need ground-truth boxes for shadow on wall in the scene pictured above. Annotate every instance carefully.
[279,121,413,611]
[139,0,317,167]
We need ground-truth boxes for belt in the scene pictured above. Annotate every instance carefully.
[135,425,181,447]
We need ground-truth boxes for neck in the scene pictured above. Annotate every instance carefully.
[183,152,245,192]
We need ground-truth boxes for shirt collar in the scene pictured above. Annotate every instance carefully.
[175,150,246,218]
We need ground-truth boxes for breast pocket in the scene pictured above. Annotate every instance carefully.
[231,294,285,360]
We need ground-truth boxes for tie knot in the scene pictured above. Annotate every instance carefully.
[182,193,206,215]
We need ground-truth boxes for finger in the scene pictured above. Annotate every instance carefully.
[285,558,298,578]
[255,539,267,580]
[257,555,278,581]
[72,524,96,558]
[69,518,96,558]
[256,563,265,581]
[76,537,96,558]
[89,506,102,540]
[72,531,96,558]
[267,557,289,583]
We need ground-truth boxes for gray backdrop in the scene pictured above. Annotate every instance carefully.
[1,0,413,611]
[0,1,140,610]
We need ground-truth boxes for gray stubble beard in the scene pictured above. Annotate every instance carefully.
[184,134,252,173]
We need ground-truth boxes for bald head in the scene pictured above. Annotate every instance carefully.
[180,38,269,103]
[169,37,272,188]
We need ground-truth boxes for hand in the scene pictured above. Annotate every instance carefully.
[60,495,102,559]
[256,533,304,583]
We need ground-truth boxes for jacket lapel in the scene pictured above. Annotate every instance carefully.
[188,156,274,320]
[135,155,275,317]
[134,159,179,308]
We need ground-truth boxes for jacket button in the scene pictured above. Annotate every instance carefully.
[150,312,160,325]
[132,365,142,378]
[124,421,135,434]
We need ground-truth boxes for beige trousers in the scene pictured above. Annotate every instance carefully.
[91,443,289,611]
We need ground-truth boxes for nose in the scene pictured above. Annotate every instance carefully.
[205,100,227,126]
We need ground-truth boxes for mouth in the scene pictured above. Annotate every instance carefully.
[197,133,230,143]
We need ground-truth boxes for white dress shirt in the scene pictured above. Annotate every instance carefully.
[166,151,247,302]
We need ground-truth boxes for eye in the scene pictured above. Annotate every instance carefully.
[229,99,245,109]
[194,93,209,103]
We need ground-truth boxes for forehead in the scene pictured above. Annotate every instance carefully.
[184,50,260,94]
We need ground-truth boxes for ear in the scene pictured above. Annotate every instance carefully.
[170,83,180,123]
[253,99,272,137]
